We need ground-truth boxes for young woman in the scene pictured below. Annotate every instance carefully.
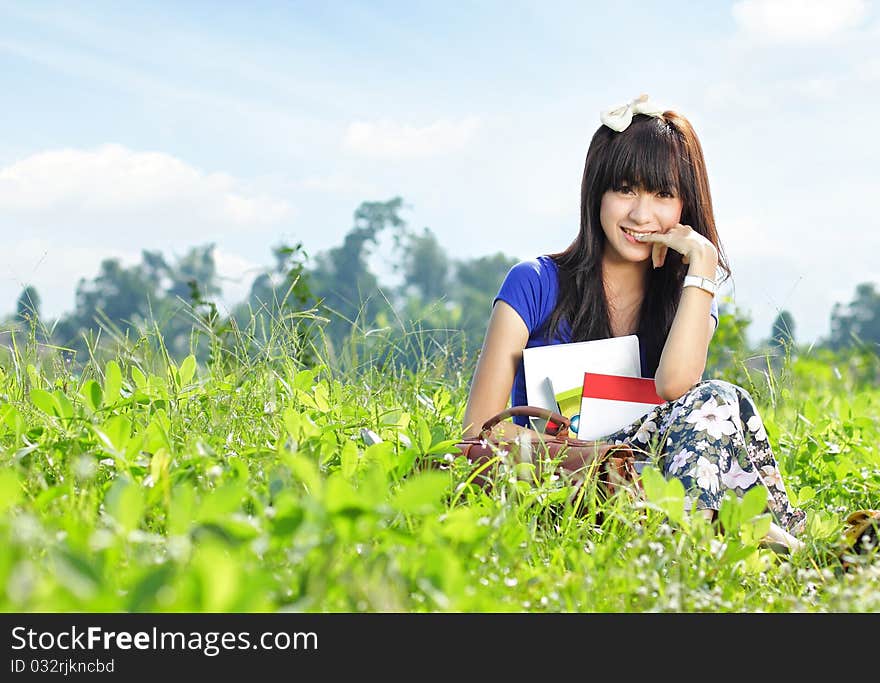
[462,95,806,551]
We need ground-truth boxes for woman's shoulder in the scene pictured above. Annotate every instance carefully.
[504,255,558,281]
[495,256,560,334]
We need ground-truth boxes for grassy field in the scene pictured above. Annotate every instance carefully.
[0,323,878,613]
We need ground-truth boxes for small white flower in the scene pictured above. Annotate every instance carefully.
[694,440,709,452]
[669,449,692,474]
[721,458,759,490]
[690,456,719,494]
[685,397,737,440]
[747,415,767,441]
[760,465,783,489]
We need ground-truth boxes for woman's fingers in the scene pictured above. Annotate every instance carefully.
[635,224,693,268]
[652,243,667,269]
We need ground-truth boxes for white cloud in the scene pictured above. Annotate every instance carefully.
[0,145,299,320]
[213,248,264,311]
[732,0,869,43]
[0,144,293,229]
[343,117,481,159]
[702,81,774,113]
[300,173,381,197]
[854,56,880,81]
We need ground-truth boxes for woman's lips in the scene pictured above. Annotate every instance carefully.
[621,226,655,244]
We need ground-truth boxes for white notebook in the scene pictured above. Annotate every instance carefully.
[522,335,642,421]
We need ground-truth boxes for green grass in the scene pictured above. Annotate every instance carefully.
[0,318,878,612]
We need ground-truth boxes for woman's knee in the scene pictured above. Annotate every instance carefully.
[687,379,751,405]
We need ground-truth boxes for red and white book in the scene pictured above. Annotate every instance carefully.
[577,372,665,440]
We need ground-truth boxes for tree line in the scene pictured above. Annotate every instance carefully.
[6,197,880,372]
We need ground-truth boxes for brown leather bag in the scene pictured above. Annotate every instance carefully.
[454,406,643,497]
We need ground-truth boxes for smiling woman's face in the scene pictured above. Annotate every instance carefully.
[599,182,683,264]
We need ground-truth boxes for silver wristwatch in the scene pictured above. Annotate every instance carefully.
[682,274,717,296]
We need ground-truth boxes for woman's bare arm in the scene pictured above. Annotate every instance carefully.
[461,300,534,439]
[654,247,718,400]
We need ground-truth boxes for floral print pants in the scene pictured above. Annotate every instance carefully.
[603,379,806,535]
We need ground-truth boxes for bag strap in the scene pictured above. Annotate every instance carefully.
[480,406,570,437]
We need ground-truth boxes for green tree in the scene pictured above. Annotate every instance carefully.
[400,227,449,302]
[830,282,880,350]
[449,252,518,360]
[308,197,408,351]
[15,285,41,328]
[769,310,796,350]
[52,245,223,359]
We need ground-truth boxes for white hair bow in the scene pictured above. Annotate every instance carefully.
[600,94,666,132]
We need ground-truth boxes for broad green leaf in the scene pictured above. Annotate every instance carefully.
[0,470,22,513]
[105,478,145,533]
[127,565,175,612]
[52,547,101,600]
[395,446,420,478]
[363,441,395,475]
[418,419,432,453]
[168,485,197,535]
[426,438,464,456]
[639,466,684,525]
[144,411,172,453]
[131,366,147,389]
[30,388,56,416]
[638,466,666,506]
[722,540,756,565]
[292,368,316,391]
[440,507,488,543]
[740,485,768,521]
[150,448,171,487]
[269,492,304,537]
[741,514,772,545]
[325,471,367,515]
[196,542,240,611]
[392,471,451,515]
[95,414,132,454]
[718,491,742,534]
[53,390,74,420]
[795,485,815,506]
[283,453,322,495]
[283,407,319,440]
[313,382,330,411]
[178,354,197,386]
[197,483,246,523]
[35,485,65,511]
[340,439,360,480]
[80,380,103,412]
[358,463,389,509]
[663,477,686,525]
[103,360,122,406]
[1,405,23,434]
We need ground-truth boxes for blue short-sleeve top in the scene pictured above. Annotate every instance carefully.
[493,255,719,426]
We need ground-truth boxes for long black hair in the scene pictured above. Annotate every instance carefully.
[545,111,730,376]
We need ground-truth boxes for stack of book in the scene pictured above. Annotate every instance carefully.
[522,335,664,439]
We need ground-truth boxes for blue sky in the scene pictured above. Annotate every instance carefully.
[1,0,878,344]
